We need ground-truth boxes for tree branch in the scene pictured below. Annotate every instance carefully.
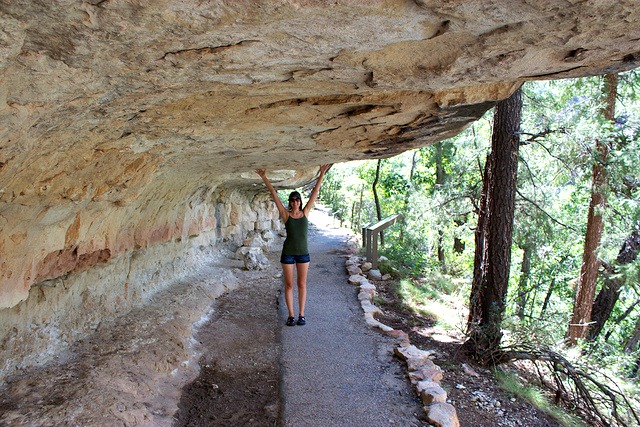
[530,138,577,174]
[503,347,640,427]
[516,128,565,145]
[516,189,579,232]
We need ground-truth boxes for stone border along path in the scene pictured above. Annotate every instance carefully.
[279,208,425,427]
[347,258,461,427]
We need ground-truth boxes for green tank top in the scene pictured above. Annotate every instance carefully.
[282,215,309,255]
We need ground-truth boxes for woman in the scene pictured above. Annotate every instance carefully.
[256,164,330,326]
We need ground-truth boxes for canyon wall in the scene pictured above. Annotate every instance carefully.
[1,188,281,376]
[1,1,639,376]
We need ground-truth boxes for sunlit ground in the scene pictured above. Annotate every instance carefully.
[396,276,469,343]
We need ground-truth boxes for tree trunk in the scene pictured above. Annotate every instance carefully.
[357,185,364,230]
[567,74,617,345]
[435,143,446,266]
[400,151,419,244]
[540,277,556,316]
[467,153,491,334]
[516,245,532,319]
[604,299,640,343]
[624,316,640,354]
[632,357,640,378]
[586,275,621,341]
[588,222,640,341]
[351,201,356,229]
[453,218,466,253]
[372,159,383,246]
[465,88,523,363]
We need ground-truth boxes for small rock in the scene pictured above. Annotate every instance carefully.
[361,262,373,272]
[360,300,383,315]
[357,291,372,301]
[243,248,270,270]
[359,282,376,295]
[367,269,383,280]
[394,345,435,363]
[407,357,435,371]
[261,230,276,241]
[364,313,394,332]
[348,274,368,286]
[243,235,266,248]
[234,246,251,260]
[346,264,363,275]
[426,402,459,427]
[386,331,410,347]
[408,363,443,383]
[385,329,409,342]
[381,273,392,281]
[345,256,362,266]
[417,380,447,404]
[455,384,465,390]
[461,363,479,377]
[360,282,378,299]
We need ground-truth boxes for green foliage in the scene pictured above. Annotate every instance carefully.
[394,277,467,330]
[318,162,370,228]
[319,71,640,398]
[495,369,586,427]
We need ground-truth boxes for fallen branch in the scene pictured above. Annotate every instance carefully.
[502,346,640,427]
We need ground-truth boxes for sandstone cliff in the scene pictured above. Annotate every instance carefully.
[1,0,638,376]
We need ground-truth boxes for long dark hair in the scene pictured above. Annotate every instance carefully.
[287,191,303,211]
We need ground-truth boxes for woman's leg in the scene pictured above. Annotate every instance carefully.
[295,262,310,316]
[282,263,295,318]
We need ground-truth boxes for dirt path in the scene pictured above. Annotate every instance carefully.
[173,260,283,427]
[0,262,244,426]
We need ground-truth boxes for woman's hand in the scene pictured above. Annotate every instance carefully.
[256,168,266,177]
[319,164,330,175]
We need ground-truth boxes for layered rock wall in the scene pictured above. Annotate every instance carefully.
[1,0,639,378]
[0,188,280,377]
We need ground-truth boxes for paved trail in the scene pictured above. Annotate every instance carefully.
[279,209,423,427]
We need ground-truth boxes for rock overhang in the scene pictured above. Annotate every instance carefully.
[1,0,639,308]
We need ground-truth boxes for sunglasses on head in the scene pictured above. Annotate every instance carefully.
[290,197,300,202]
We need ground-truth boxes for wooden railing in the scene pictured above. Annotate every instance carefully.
[362,214,401,269]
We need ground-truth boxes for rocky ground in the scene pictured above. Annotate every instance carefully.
[373,278,565,427]
[173,262,282,427]
[0,249,285,427]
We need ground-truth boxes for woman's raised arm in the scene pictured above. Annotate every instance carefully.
[256,169,288,221]
[303,164,331,216]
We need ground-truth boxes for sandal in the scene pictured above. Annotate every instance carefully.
[286,316,296,326]
[297,316,306,326]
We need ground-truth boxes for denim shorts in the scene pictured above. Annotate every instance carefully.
[280,253,310,264]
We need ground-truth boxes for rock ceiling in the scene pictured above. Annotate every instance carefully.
[1,0,639,307]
